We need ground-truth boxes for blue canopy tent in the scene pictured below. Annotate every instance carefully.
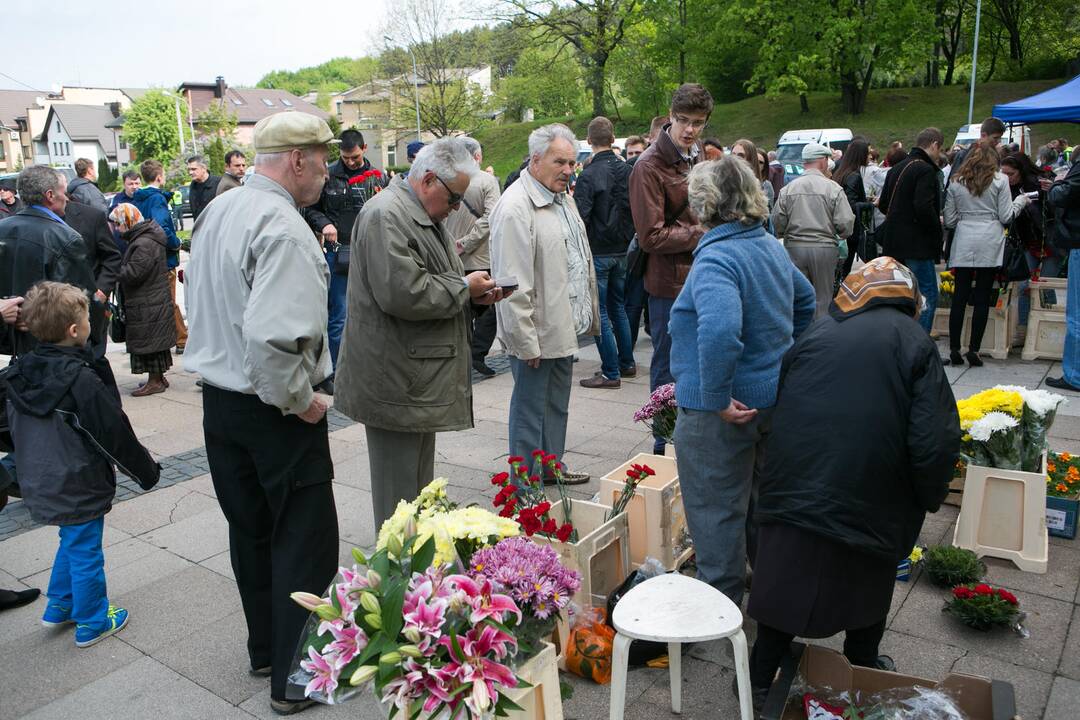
[992,75,1080,124]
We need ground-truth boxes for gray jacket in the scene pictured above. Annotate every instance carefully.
[445,171,501,271]
[771,169,855,246]
[945,173,1028,268]
[67,178,109,214]
[335,178,474,433]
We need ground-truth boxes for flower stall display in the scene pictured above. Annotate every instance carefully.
[994,385,1066,471]
[491,451,577,543]
[470,537,581,662]
[288,536,526,718]
[1046,451,1080,539]
[633,383,676,446]
[944,583,1022,631]
[955,386,1065,472]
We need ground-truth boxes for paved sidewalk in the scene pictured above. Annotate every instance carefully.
[1,341,1079,719]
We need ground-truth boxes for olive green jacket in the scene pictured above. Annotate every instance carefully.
[335,177,473,432]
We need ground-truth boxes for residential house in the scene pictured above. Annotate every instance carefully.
[178,77,330,146]
[40,103,131,170]
[0,90,39,173]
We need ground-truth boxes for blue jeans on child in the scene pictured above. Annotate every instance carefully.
[325,248,349,371]
[47,517,109,630]
[592,255,636,379]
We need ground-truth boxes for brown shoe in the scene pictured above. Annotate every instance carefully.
[579,373,620,389]
[132,381,167,397]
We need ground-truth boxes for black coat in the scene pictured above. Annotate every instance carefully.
[5,343,158,525]
[0,207,99,356]
[64,201,122,297]
[878,147,944,261]
[1048,159,1080,251]
[0,197,23,220]
[301,158,387,243]
[838,170,868,250]
[119,221,176,355]
[574,149,635,256]
[757,301,961,562]
[189,175,220,221]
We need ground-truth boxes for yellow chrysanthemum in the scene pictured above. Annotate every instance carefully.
[956,388,1024,430]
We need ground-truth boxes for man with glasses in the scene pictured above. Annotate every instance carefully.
[335,138,507,529]
[629,83,712,455]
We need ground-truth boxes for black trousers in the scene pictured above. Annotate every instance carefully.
[749,617,887,690]
[471,303,498,365]
[949,267,997,352]
[202,385,339,700]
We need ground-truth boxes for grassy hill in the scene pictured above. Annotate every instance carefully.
[475,79,1076,179]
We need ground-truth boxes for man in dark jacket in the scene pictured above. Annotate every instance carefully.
[132,159,186,352]
[629,83,710,454]
[186,155,220,222]
[878,127,945,334]
[575,116,636,388]
[0,166,100,357]
[215,150,246,196]
[301,129,388,372]
[746,257,959,709]
[63,201,122,357]
[0,177,24,219]
[67,159,109,214]
[1044,155,1080,391]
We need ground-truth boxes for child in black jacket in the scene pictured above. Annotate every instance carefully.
[5,281,159,647]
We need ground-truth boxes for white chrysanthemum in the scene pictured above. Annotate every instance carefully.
[994,385,1067,417]
[969,411,1019,442]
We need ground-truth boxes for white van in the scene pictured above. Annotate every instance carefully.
[775,128,854,183]
[952,123,1031,152]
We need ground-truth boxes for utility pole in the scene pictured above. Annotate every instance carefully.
[967,0,982,125]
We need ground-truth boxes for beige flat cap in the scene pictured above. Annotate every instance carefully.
[253,112,338,154]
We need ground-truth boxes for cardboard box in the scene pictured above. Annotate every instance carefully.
[1046,494,1079,539]
[762,643,1016,720]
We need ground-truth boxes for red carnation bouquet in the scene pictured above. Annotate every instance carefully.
[491,450,577,543]
[944,583,1021,630]
[604,462,655,521]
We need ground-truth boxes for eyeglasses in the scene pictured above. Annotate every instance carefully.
[673,115,708,130]
[435,175,463,206]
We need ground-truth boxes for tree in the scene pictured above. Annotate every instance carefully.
[123,90,193,167]
[500,44,587,120]
[259,57,380,95]
[938,0,965,85]
[492,0,642,116]
[97,158,118,193]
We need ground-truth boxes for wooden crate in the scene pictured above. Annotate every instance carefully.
[931,286,1015,360]
[1022,278,1067,361]
[599,454,693,570]
[503,642,562,720]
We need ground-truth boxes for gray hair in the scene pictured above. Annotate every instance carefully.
[17,166,65,206]
[186,155,207,167]
[528,124,577,160]
[687,157,769,228]
[767,150,777,161]
[410,137,478,182]
[460,136,481,158]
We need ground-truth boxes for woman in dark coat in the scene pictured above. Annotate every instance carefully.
[833,139,871,277]
[109,203,176,396]
[745,257,960,706]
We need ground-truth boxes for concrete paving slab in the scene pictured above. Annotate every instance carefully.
[141,507,230,562]
[0,625,143,720]
[951,652,1054,720]
[330,454,372,492]
[1056,604,1080,681]
[239,685,384,719]
[184,473,218,498]
[983,546,1080,603]
[21,655,253,720]
[0,523,129,579]
[333,483,376,548]
[200,549,236,581]
[105,484,220,537]
[1045,675,1080,720]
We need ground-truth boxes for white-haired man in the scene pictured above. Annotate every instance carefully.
[490,123,600,484]
[184,112,338,716]
[335,138,506,529]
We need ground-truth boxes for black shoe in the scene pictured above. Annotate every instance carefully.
[195,379,204,389]
[965,351,983,367]
[1047,376,1080,392]
[249,664,272,677]
[874,655,897,672]
[948,350,964,366]
[0,587,40,612]
[270,698,317,715]
[620,365,638,378]
[472,360,496,377]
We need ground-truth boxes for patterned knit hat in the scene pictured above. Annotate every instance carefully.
[830,256,926,320]
[108,203,143,232]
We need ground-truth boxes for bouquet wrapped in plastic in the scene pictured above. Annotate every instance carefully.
[966,411,1023,470]
[994,385,1066,471]
[633,383,677,445]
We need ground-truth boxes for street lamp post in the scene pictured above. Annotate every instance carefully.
[967,0,983,126]
[164,91,186,156]
[385,36,423,142]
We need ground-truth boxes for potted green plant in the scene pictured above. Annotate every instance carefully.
[922,545,986,587]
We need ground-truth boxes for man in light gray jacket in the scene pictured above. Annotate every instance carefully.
[184,112,338,717]
[772,142,855,318]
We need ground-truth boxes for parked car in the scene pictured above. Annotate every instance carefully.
[775,128,853,183]
[952,123,1030,152]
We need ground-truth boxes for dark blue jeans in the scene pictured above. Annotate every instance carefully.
[325,248,349,371]
[649,295,676,454]
[902,259,938,334]
[625,267,648,350]
[593,255,636,379]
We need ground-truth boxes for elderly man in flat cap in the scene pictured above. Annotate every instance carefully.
[771,142,855,317]
[185,112,338,716]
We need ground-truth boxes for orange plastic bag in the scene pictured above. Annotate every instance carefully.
[564,607,616,684]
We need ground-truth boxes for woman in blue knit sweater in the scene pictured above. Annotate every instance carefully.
[670,157,816,608]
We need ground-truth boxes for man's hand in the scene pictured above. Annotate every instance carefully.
[522,357,542,369]
[321,224,338,245]
[455,240,465,255]
[0,296,23,325]
[466,271,497,299]
[298,392,331,424]
[1039,177,1054,192]
[719,399,757,425]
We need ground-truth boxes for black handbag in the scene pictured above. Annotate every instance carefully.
[1001,232,1031,282]
[332,244,351,276]
[108,288,126,344]
[626,235,647,279]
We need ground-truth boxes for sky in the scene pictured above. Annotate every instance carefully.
[0,0,398,93]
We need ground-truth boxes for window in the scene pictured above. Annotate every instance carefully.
[0,143,5,161]
[65,142,70,155]
[281,98,293,107]
[119,135,127,150]
[261,98,274,107]
[387,145,396,166]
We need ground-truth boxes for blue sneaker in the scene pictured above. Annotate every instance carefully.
[41,602,74,628]
[75,606,129,648]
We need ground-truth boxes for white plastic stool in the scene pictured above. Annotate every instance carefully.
[608,573,753,720]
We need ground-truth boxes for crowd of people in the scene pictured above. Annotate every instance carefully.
[0,80,1077,717]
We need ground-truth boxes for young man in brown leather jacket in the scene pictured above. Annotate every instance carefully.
[629,83,712,454]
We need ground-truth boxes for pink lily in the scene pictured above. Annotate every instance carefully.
[447,574,522,626]
[380,658,425,711]
[440,624,518,714]
[325,623,369,666]
[403,595,448,651]
[299,646,343,702]
[290,591,326,612]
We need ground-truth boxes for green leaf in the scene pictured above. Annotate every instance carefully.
[381,577,407,640]
[580,658,593,678]
[449,627,466,663]
[499,695,525,712]
[584,643,599,655]
[410,535,436,575]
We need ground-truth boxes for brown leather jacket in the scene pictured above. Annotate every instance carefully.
[628,126,704,298]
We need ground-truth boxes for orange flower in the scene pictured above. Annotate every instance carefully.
[1061,452,1073,462]
[1048,462,1057,473]
[1057,483,1069,492]
[1068,466,1080,479]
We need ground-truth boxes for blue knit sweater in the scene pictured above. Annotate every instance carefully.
[670,221,816,411]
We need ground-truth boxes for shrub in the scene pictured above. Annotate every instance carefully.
[922,545,986,587]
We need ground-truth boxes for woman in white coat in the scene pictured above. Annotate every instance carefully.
[945,143,1030,366]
